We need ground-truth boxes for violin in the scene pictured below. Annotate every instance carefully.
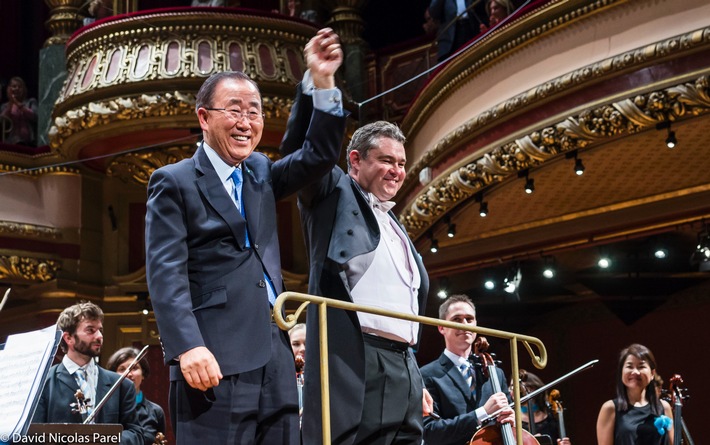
[548,389,566,440]
[469,351,540,445]
[668,374,695,445]
[153,432,167,445]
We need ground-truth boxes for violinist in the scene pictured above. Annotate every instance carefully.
[420,294,515,445]
[511,370,572,445]
[596,343,674,445]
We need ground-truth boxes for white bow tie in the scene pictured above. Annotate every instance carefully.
[370,195,396,213]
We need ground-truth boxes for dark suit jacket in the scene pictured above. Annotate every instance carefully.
[420,352,511,445]
[429,0,483,60]
[281,89,429,445]
[145,94,347,378]
[136,396,166,445]
[32,364,142,445]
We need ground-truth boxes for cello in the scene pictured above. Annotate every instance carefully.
[469,351,540,445]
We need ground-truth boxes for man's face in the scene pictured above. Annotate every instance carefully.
[67,318,103,358]
[439,302,477,354]
[198,78,264,166]
[349,137,406,202]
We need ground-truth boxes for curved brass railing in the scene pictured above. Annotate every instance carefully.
[273,291,547,445]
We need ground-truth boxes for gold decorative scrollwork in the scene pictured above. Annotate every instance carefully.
[0,222,61,240]
[0,255,60,282]
[400,75,710,235]
[107,145,196,186]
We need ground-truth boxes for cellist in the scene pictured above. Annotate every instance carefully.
[420,294,515,445]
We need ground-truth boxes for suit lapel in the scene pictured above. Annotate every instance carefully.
[56,363,79,392]
[94,369,114,422]
[241,161,262,245]
[194,145,248,249]
[439,354,474,403]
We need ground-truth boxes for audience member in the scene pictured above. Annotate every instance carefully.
[1,77,37,145]
[420,294,514,445]
[512,369,572,445]
[107,347,167,445]
[282,118,433,444]
[145,28,345,445]
[82,0,113,25]
[596,343,674,445]
[289,322,306,361]
[480,0,515,33]
[429,0,483,61]
[191,0,226,6]
[423,9,439,37]
[32,301,142,445]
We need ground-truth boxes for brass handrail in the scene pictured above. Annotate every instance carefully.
[273,291,547,445]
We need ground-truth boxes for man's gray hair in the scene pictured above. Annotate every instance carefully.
[346,121,406,170]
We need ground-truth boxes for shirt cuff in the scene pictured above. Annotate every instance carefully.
[302,69,343,116]
[475,406,488,424]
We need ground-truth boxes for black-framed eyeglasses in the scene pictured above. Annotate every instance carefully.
[203,107,265,122]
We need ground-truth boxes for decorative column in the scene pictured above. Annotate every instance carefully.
[327,0,367,103]
[39,0,84,146]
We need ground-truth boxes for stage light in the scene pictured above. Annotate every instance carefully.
[445,216,456,238]
[574,158,585,176]
[691,228,710,271]
[654,248,668,259]
[598,257,611,269]
[542,256,556,278]
[657,121,677,149]
[479,201,489,217]
[437,278,449,299]
[524,176,535,194]
[484,280,495,290]
[503,266,522,295]
[430,232,439,253]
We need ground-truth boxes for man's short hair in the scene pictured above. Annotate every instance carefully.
[438,294,475,320]
[57,301,104,353]
[346,121,406,170]
[194,71,262,113]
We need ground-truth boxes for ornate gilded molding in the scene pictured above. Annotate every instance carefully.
[107,144,197,185]
[402,0,631,139]
[0,222,62,240]
[0,255,60,282]
[0,164,80,175]
[400,75,710,236]
[44,0,84,47]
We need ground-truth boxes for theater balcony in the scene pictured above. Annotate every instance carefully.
[49,7,317,166]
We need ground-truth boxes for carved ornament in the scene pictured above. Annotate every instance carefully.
[0,255,60,282]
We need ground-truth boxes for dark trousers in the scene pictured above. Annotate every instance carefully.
[353,334,424,445]
[169,323,299,445]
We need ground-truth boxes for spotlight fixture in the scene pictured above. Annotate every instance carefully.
[429,232,439,253]
[476,193,488,217]
[484,279,495,290]
[565,150,585,176]
[691,227,710,271]
[656,121,677,149]
[503,265,522,296]
[445,215,456,238]
[542,256,556,279]
[518,170,534,194]
[654,248,668,259]
[437,278,449,299]
[598,256,611,269]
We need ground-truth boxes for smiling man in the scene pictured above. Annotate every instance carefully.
[420,294,514,445]
[32,301,142,445]
[145,28,347,445]
[279,120,431,444]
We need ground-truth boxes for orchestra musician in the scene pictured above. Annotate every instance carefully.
[420,294,515,445]
[32,301,143,445]
[510,370,572,445]
[596,343,674,445]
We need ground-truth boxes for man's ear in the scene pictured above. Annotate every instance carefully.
[197,108,210,132]
[62,331,73,348]
[438,325,445,335]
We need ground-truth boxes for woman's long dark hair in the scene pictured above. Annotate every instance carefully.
[615,343,663,415]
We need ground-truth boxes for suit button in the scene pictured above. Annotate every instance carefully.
[258,280,266,288]
[340,250,346,257]
[352,210,359,215]
[347,229,354,235]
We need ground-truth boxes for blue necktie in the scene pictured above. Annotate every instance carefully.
[459,363,476,398]
[75,367,94,422]
[230,168,276,306]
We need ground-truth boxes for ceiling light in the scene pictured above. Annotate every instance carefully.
[654,248,668,259]
[503,266,522,295]
[666,130,677,149]
[484,280,495,290]
[445,216,456,238]
[524,177,534,194]
[574,158,585,175]
[430,232,439,253]
[437,277,449,299]
[479,201,489,217]
[542,256,556,278]
[598,257,611,269]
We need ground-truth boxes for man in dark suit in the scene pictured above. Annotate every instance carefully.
[420,294,515,445]
[429,0,484,61]
[32,302,142,445]
[282,120,432,444]
[145,28,347,445]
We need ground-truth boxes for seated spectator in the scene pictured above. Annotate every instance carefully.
[82,0,113,26]
[107,347,167,445]
[480,0,515,33]
[423,8,439,37]
[1,77,37,146]
[429,0,483,62]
